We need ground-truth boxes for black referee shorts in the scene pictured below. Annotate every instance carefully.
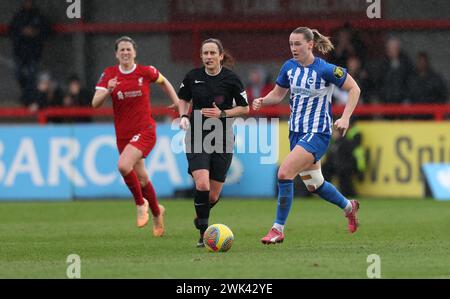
[186,152,233,183]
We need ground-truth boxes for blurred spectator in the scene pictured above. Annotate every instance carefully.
[347,55,375,103]
[30,72,63,113]
[8,0,51,107]
[374,37,413,103]
[330,24,367,68]
[63,74,93,122]
[245,65,274,104]
[322,124,365,197]
[333,55,374,105]
[407,51,448,104]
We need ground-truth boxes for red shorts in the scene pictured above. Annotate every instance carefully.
[117,125,156,158]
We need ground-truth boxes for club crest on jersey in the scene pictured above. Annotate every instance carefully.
[333,67,344,79]
[138,77,143,86]
[117,91,124,100]
[307,77,315,86]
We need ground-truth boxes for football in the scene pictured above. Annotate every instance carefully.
[203,224,234,252]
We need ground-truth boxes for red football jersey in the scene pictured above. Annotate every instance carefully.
[96,64,159,139]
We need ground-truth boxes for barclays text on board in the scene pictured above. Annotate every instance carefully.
[0,123,278,200]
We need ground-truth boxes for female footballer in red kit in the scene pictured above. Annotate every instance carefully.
[92,36,180,237]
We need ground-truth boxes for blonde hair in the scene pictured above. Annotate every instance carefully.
[292,27,334,54]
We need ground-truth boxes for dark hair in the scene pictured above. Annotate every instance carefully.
[67,74,80,83]
[201,38,235,69]
[115,36,137,52]
[291,27,334,54]
[417,51,428,61]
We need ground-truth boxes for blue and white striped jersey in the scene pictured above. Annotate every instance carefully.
[276,57,347,134]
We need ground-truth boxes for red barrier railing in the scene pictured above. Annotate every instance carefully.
[248,104,450,121]
[0,104,449,124]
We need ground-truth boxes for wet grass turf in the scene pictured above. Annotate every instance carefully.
[0,198,449,278]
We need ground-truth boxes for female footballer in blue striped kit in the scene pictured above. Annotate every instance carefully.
[253,27,361,244]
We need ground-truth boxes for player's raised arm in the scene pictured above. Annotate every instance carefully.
[92,76,117,108]
[92,89,108,108]
[156,73,180,110]
[252,85,289,110]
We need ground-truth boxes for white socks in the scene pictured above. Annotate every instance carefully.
[273,202,353,233]
[344,200,353,214]
[273,223,284,233]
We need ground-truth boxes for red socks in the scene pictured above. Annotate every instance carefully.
[123,171,160,214]
[142,181,160,216]
[123,171,144,206]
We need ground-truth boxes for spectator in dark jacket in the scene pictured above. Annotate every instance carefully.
[375,37,414,103]
[9,0,51,107]
[330,24,367,68]
[31,72,63,111]
[407,51,448,104]
[333,55,374,105]
[63,74,93,122]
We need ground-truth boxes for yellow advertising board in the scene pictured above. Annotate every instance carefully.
[278,122,290,164]
[277,121,450,197]
[356,121,450,197]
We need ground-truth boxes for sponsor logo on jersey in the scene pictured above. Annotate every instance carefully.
[124,90,143,98]
[180,83,184,89]
[333,66,344,79]
[292,87,312,97]
[116,90,142,100]
[194,80,205,84]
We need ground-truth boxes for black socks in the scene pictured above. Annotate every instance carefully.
[210,197,221,209]
[194,189,210,234]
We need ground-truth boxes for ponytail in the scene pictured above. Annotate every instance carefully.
[311,29,334,54]
[222,51,235,69]
[291,27,334,54]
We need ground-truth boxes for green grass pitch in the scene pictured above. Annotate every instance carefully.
[0,198,449,278]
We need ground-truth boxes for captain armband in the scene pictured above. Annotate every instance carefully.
[156,73,165,84]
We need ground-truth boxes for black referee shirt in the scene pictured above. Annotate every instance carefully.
[177,66,248,153]
[178,66,248,110]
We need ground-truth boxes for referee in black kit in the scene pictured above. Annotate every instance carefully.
[177,38,250,247]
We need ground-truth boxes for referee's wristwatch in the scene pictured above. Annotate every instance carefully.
[219,110,227,118]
